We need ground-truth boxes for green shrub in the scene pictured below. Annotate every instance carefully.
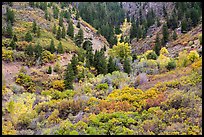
[166,59,176,71]
[96,83,109,91]
[146,51,157,60]
[47,66,52,74]
[198,34,202,45]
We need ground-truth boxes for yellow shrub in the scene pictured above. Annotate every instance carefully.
[187,50,199,63]
[52,80,65,91]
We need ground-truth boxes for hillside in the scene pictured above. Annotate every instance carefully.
[2,2,202,135]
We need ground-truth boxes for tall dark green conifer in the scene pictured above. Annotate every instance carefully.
[56,26,61,40]
[67,20,74,38]
[124,58,131,74]
[64,63,74,89]
[49,39,55,53]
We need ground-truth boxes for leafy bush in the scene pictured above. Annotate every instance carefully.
[146,51,157,60]
[187,50,199,63]
[41,50,54,64]
[198,34,202,44]
[96,83,109,91]
[166,59,176,71]
[52,80,65,91]
[2,47,14,62]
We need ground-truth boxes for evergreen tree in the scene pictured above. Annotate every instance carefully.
[130,19,137,40]
[191,8,200,27]
[162,23,169,45]
[47,66,52,74]
[34,43,42,58]
[59,15,63,27]
[173,30,177,40]
[124,58,131,74]
[45,9,48,20]
[154,33,161,56]
[70,54,78,75]
[25,32,32,42]
[6,7,14,25]
[64,63,74,89]
[76,11,79,20]
[29,2,35,8]
[97,50,107,75]
[37,26,41,38]
[32,20,37,34]
[163,4,167,18]
[25,44,33,56]
[53,6,59,19]
[181,17,187,33]
[53,24,57,34]
[62,25,66,39]
[57,42,64,54]
[49,39,55,53]
[108,56,117,74]
[77,21,80,28]
[67,20,74,38]
[74,28,84,47]
[9,39,16,50]
[13,34,17,42]
[6,21,13,38]
[56,26,61,40]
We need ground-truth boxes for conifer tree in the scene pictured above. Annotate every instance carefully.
[34,43,42,58]
[47,66,52,74]
[62,25,66,38]
[64,63,74,89]
[37,26,41,38]
[9,39,16,50]
[6,7,14,25]
[124,58,131,74]
[6,21,13,38]
[67,20,74,38]
[59,15,63,27]
[13,34,17,42]
[108,56,116,74]
[162,23,169,45]
[49,39,55,53]
[57,42,64,54]
[25,44,33,56]
[32,20,37,34]
[70,54,78,75]
[53,24,57,34]
[25,32,32,42]
[74,28,84,47]
[77,21,80,28]
[173,30,177,40]
[56,26,61,40]
[154,33,161,56]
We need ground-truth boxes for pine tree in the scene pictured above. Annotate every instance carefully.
[108,56,116,74]
[47,66,52,74]
[32,20,37,34]
[6,7,14,25]
[64,63,75,89]
[61,25,66,39]
[53,24,57,34]
[76,11,79,20]
[45,9,48,20]
[74,28,84,47]
[9,39,16,50]
[67,20,74,38]
[49,39,55,53]
[25,32,32,42]
[124,58,131,74]
[70,54,78,75]
[59,15,63,27]
[6,21,13,38]
[34,43,42,58]
[37,26,41,38]
[56,26,61,40]
[162,23,169,45]
[53,6,59,19]
[181,17,187,33]
[173,30,177,40]
[13,34,17,42]
[57,42,64,54]
[77,21,80,28]
[154,33,161,56]
[97,50,107,75]
[25,44,33,56]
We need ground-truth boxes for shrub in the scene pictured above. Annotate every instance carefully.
[96,83,109,91]
[146,51,157,60]
[198,34,202,45]
[187,50,199,63]
[47,109,61,125]
[52,80,65,91]
[2,47,14,62]
[166,59,176,71]
[25,32,32,42]
[54,61,61,73]
[188,41,193,46]
[160,47,169,55]
[41,50,54,64]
